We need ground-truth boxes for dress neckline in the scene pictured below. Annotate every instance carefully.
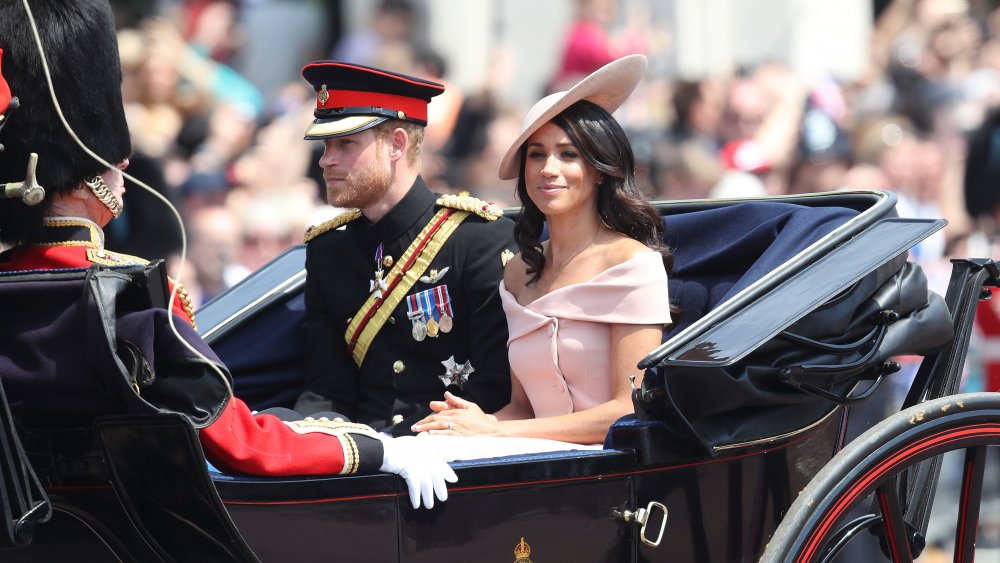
[501,251,661,309]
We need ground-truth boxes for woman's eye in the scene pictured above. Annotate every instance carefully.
[527,151,545,159]
[561,151,578,159]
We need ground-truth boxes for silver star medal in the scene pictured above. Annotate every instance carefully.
[438,356,474,389]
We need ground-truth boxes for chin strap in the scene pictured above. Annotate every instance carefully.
[83,175,122,218]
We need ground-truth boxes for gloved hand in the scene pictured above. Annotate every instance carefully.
[378,434,457,509]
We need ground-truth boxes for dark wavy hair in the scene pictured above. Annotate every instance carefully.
[514,100,672,284]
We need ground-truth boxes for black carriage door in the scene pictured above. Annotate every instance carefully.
[400,473,638,562]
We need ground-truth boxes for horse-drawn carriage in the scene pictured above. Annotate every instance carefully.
[1,189,998,562]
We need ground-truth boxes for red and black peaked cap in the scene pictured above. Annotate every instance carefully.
[301,61,444,140]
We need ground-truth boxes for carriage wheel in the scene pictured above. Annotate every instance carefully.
[761,392,1000,563]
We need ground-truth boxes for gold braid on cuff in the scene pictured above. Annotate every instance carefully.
[84,175,123,218]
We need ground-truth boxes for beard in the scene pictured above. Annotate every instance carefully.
[325,153,394,210]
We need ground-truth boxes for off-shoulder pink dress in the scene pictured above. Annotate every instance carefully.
[499,251,672,418]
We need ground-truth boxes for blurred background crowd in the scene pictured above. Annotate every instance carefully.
[96,0,977,282]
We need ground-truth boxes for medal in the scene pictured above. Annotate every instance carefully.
[407,294,428,341]
[438,311,453,333]
[369,244,388,299]
[438,356,475,389]
[418,288,440,338]
[408,286,452,341]
[411,320,427,341]
[433,285,454,333]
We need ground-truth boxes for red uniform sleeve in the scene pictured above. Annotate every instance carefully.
[199,397,384,476]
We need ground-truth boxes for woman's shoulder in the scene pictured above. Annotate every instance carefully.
[599,234,660,271]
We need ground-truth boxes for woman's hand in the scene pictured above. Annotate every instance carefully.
[412,392,500,436]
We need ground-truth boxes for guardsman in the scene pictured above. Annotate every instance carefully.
[295,61,516,435]
[0,0,453,509]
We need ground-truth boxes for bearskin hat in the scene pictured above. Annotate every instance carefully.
[0,0,131,245]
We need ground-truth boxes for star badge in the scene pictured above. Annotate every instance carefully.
[438,356,474,389]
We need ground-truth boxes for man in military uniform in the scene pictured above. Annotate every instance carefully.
[295,61,515,435]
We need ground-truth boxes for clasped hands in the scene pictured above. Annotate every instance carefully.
[411,391,500,436]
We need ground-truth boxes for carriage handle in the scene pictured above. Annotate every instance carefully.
[612,501,668,548]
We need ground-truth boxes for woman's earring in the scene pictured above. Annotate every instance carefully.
[83,175,123,218]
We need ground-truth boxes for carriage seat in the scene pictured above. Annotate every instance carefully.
[662,201,859,337]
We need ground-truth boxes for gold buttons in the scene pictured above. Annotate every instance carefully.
[393,360,406,373]
[397,110,405,119]
[382,255,394,268]
[392,414,404,425]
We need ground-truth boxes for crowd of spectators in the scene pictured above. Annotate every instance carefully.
[104,0,1000,395]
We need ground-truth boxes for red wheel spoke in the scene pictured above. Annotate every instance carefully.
[875,481,913,562]
[953,446,987,563]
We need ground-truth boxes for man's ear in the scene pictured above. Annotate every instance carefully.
[388,127,409,162]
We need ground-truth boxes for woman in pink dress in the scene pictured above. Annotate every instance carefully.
[413,55,672,445]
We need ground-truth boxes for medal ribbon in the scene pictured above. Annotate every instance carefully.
[433,285,453,317]
[420,289,438,322]
[345,209,471,366]
[406,293,425,321]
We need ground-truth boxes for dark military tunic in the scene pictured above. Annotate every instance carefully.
[296,178,516,435]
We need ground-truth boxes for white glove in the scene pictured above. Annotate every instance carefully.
[378,434,458,509]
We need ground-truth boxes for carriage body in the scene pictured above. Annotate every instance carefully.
[2,190,995,562]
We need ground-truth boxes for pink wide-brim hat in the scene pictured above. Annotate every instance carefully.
[497,54,647,181]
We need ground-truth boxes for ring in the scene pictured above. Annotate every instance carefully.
[447,421,454,431]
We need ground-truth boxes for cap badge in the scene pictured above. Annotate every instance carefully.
[501,249,514,267]
[439,356,474,389]
[318,84,330,106]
